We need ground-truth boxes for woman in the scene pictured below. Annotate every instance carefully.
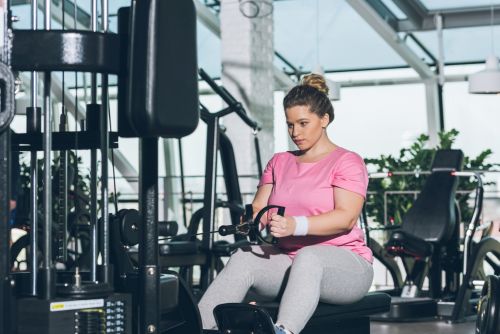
[198,73,373,334]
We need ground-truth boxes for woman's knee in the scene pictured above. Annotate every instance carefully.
[225,248,253,271]
[225,246,270,271]
[292,246,323,268]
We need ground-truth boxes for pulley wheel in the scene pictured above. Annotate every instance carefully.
[119,209,141,247]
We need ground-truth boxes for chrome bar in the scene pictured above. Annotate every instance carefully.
[29,0,39,297]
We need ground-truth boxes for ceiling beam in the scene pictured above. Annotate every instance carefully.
[347,0,440,146]
[392,0,426,30]
[347,0,435,79]
[364,0,399,31]
[399,5,500,32]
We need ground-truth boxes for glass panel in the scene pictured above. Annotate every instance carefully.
[381,0,407,19]
[414,25,500,64]
[109,0,132,15]
[274,0,407,72]
[198,20,222,77]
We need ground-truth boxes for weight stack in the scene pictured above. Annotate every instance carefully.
[16,293,132,334]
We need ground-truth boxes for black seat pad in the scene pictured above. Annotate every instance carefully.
[261,292,391,320]
[386,230,433,258]
[159,241,200,255]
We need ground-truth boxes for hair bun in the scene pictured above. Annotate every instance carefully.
[301,73,329,95]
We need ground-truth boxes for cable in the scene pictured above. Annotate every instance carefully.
[490,0,496,55]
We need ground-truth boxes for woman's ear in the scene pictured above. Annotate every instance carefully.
[321,114,330,128]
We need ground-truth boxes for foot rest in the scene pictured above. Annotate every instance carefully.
[371,296,437,321]
[214,303,276,334]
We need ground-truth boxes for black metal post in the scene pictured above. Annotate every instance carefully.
[200,115,219,291]
[27,106,40,296]
[41,71,54,300]
[139,137,159,334]
[58,112,68,263]
[100,75,110,284]
[178,139,187,227]
[29,0,39,297]
[90,130,98,281]
[0,130,11,333]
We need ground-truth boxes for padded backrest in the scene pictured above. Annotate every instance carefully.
[401,149,464,243]
[125,0,199,138]
[431,149,464,171]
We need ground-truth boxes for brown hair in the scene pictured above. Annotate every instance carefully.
[283,73,334,124]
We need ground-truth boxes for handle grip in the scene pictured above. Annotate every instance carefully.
[218,224,238,236]
[277,207,285,216]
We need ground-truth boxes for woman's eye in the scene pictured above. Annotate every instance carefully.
[300,122,308,127]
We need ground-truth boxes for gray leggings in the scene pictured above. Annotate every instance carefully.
[198,244,373,334]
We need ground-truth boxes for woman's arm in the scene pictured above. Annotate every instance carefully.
[269,187,364,237]
[252,184,273,218]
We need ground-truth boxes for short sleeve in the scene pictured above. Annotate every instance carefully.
[258,154,278,187]
[331,152,369,198]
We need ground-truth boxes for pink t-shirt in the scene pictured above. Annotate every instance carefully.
[258,147,373,263]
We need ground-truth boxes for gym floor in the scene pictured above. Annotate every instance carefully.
[371,319,475,334]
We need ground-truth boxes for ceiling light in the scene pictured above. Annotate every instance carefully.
[313,0,340,101]
[468,54,500,94]
[468,4,500,94]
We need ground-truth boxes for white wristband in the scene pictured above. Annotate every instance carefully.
[293,216,309,236]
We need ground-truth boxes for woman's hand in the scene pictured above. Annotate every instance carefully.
[269,213,296,238]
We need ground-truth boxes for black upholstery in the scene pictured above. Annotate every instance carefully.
[262,292,391,320]
[388,230,433,258]
[260,292,391,334]
[384,149,464,300]
[386,149,464,258]
[159,241,200,256]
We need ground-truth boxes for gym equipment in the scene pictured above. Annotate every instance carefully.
[364,150,500,324]
[154,70,262,292]
[359,204,404,290]
[17,293,132,334]
[0,61,15,134]
[369,150,465,320]
[109,209,202,334]
[111,204,391,334]
[218,205,285,245]
[475,275,500,334]
[162,204,285,245]
[214,292,391,334]
[124,0,199,138]
[11,30,120,74]
[0,13,16,334]
[197,68,261,290]
[5,0,202,332]
[214,303,277,334]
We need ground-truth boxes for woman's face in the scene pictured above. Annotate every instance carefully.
[285,105,329,151]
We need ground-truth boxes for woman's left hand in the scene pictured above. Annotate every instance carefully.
[269,213,296,238]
